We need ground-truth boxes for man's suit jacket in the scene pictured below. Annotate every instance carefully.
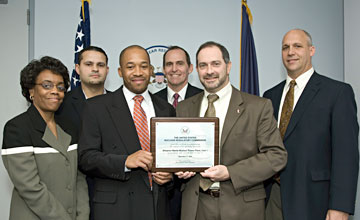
[155,83,202,220]
[263,72,359,220]
[176,86,287,220]
[56,86,86,132]
[56,85,109,220]
[155,83,202,103]
[78,86,175,220]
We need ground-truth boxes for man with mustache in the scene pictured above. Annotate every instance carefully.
[175,41,287,220]
[78,45,175,220]
[264,29,359,220]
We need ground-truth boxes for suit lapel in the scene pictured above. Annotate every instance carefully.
[108,88,141,155]
[71,87,86,118]
[220,87,245,147]
[272,82,285,120]
[190,92,204,116]
[151,93,170,116]
[28,104,46,135]
[185,84,194,99]
[28,105,69,157]
[42,125,70,157]
[283,73,321,140]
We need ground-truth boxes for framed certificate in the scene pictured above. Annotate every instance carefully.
[150,117,219,172]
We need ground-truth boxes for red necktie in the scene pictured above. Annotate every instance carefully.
[133,95,152,188]
[173,93,180,108]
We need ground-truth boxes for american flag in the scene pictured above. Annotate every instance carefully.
[71,0,91,89]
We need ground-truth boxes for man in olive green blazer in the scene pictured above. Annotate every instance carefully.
[176,41,287,220]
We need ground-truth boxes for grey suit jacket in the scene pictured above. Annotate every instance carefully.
[176,86,287,220]
[2,104,89,220]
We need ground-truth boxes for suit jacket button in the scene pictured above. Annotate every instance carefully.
[195,191,198,196]
[67,208,73,214]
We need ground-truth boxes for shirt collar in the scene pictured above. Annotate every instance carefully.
[123,86,151,104]
[204,81,232,101]
[286,67,314,90]
[167,83,188,100]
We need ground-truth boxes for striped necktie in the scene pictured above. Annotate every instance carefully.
[173,93,180,108]
[133,95,152,188]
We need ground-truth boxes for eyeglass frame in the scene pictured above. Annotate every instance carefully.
[33,81,67,92]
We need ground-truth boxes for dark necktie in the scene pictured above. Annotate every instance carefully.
[173,93,180,108]
[279,80,296,139]
[133,95,152,188]
[199,94,219,191]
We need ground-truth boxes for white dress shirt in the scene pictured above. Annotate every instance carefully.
[123,86,156,133]
[122,86,156,172]
[277,67,314,127]
[167,83,188,105]
[200,82,232,143]
[199,82,232,189]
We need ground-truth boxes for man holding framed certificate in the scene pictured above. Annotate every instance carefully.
[78,45,175,220]
[175,41,288,220]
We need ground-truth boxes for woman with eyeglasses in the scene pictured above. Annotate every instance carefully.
[2,56,89,220]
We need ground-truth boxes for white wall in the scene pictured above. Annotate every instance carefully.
[251,0,344,94]
[0,0,29,219]
[344,0,360,219]
[32,0,345,95]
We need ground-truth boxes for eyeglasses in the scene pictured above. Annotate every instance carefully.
[34,81,67,92]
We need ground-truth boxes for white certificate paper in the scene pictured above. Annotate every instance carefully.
[155,122,215,168]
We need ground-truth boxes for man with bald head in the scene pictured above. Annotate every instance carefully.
[78,45,175,220]
[264,29,359,220]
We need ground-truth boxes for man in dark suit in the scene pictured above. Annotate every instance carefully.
[78,45,175,220]
[155,46,202,108]
[56,46,110,219]
[175,41,287,220]
[155,46,202,220]
[56,46,109,131]
[263,29,359,220]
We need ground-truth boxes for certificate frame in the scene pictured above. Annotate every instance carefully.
[150,117,219,172]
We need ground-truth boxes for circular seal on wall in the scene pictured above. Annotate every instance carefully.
[146,45,168,94]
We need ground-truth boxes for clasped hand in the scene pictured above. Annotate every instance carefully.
[125,150,172,185]
[175,165,230,182]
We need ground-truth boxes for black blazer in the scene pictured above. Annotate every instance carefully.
[263,72,359,220]
[56,86,86,133]
[78,86,175,220]
[154,83,202,220]
[154,83,202,103]
[56,86,110,133]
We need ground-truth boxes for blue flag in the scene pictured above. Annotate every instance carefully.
[240,1,259,96]
[71,0,91,90]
